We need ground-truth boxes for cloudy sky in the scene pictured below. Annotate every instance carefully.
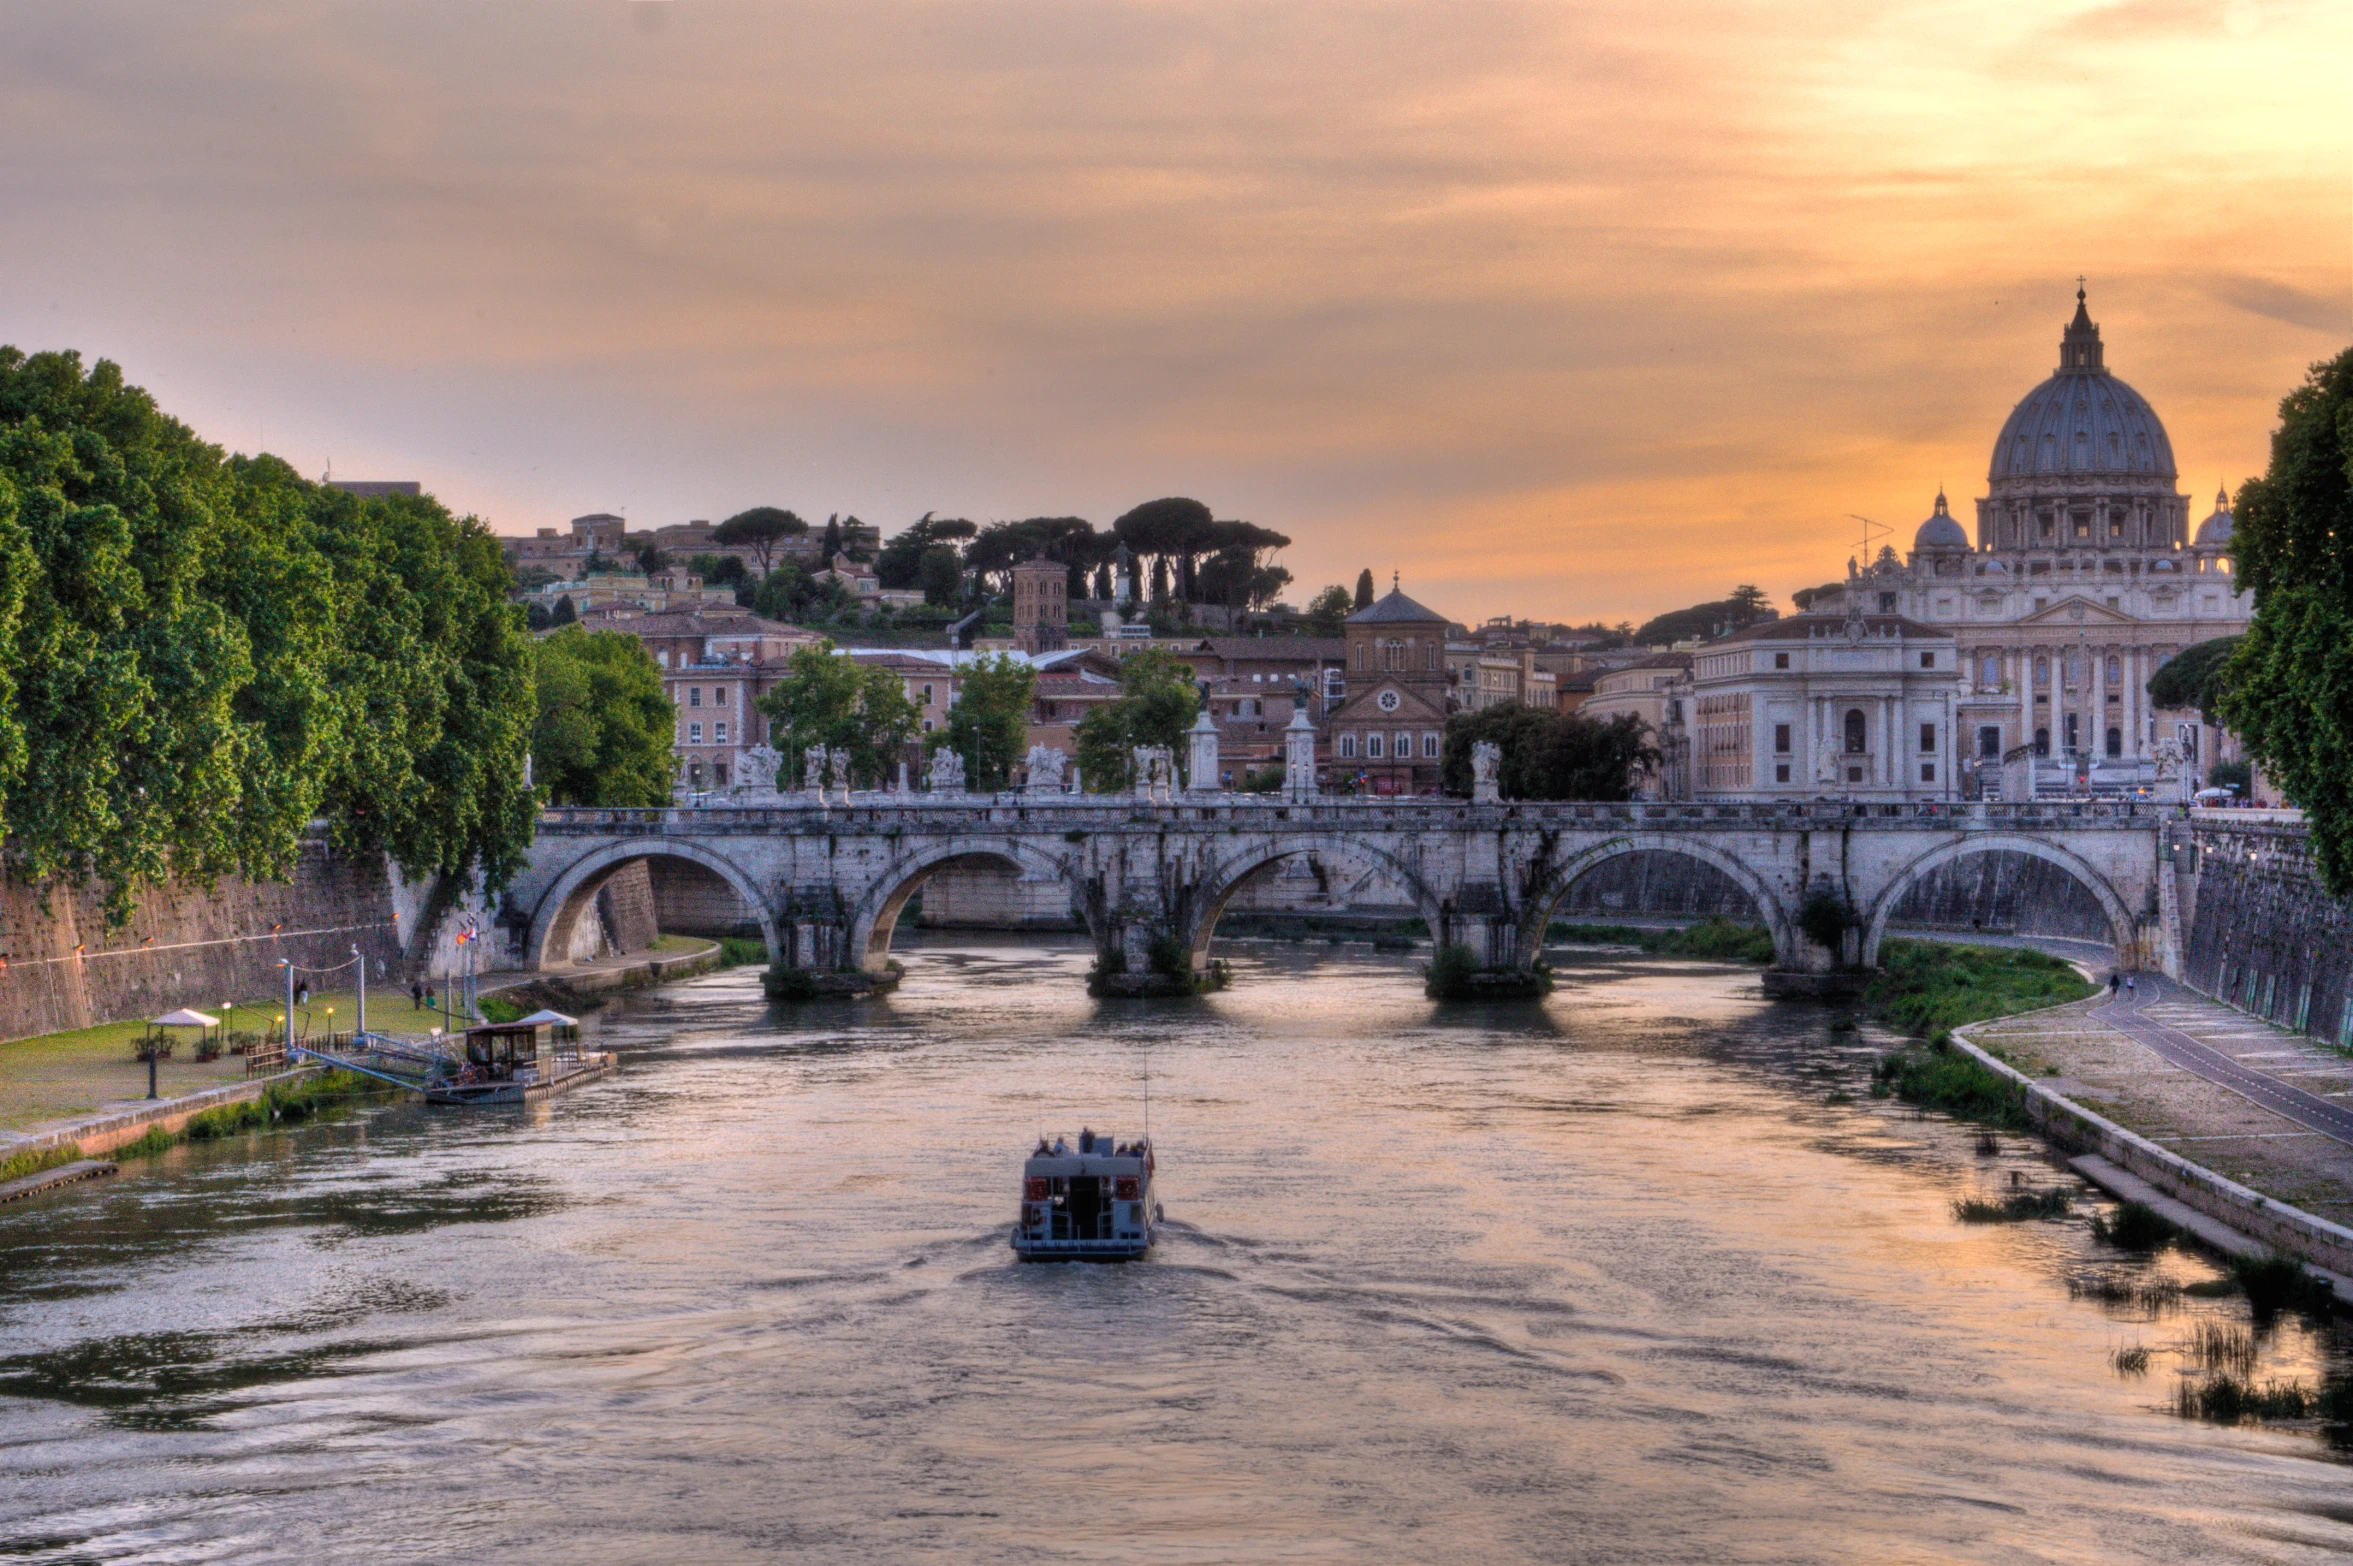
[2,0,2345,622]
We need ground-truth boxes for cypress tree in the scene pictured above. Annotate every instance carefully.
[1354,568,1375,609]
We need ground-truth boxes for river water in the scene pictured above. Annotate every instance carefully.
[1,939,2348,1564]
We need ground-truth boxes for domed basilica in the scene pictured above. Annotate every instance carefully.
[1818,286,2249,794]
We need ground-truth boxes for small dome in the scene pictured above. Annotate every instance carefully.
[2194,486,2233,548]
[2151,557,2177,573]
[1913,490,1969,551]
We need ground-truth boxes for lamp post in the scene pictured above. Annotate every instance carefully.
[352,944,365,1039]
[279,959,295,1059]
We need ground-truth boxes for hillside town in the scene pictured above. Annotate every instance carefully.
[424,289,2254,808]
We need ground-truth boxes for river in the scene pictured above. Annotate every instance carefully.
[1,938,2347,1564]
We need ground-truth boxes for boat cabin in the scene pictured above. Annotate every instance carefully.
[1013,1130,1157,1260]
[460,1021,546,1082]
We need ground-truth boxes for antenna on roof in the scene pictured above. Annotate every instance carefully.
[1846,514,1889,560]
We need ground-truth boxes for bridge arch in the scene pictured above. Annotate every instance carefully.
[848,836,1084,973]
[1517,834,1798,967]
[523,838,779,972]
[1185,837,1446,969]
[1861,833,2137,968]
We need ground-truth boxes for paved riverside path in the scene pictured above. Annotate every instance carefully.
[2088,977,2353,1147]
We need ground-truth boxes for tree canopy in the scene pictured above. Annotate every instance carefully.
[874,513,977,589]
[1303,584,1355,637]
[931,653,1034,792]
[0,348,536,919]
[1074,648,1200,792]
[712,506,806,574]
[2146,635,2242,722]
[1632,588,1778,646]
[756,641,919,789]
[2219,346,2353,893]
[1438,706,1654,800]
[1354,569,1375,609]
[531,626,675,807]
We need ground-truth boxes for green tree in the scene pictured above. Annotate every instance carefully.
[1439,706,1653,800]
[753,563,856,624]
[875,514,977,588]
[2146,635,2242,721]
[820,513,844,562]
[757,641,919,788]
[1304,584,1355,637]
[551,594,577,626]
[531,626,676,806]
[1075,648,1200,791]
[1112,498,1215,602]
[932,654,1035,791]
[2221,346,2353,892]
[1354,568,1376,609]
[0,350,536,918]
[917,545,964,607]
[712,506,806,575]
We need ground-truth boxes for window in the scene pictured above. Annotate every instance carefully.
[1978,725,2001,759]
[714,685,728,707]
[688,722,702,744]
[714,763,729,787]
[1423,732,1440,759]
[921,683,935,706]
[1980,654,1999,685]
[1878,592,1898,614]
[1920,762,1936,783]
[1919,722,1936,754]
[1426,643,1438,670]
[2105,655,2121,686]
[689,688,703,707]
[1353,643,1365,671]
[1774,724,1791,753]
[2105,726,2122,758]
[1775,763,1790,783]
[715,721,729,744]
[1396,731,1413,760]
[2064,713,2080,751]
[1339,733,1357,759]
[1774,652,1790,670]
[1367,732,1384,759]
[2034,726,2049,756]
[658,650,670,668]
[1919,652,1934,669]
[1844,709,1866,753]
[921,719,934,734]
[2034,656,2049,685]
[688,762,703,786]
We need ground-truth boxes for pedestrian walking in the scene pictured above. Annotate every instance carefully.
[2108,972,2121,997]
[2126,974,2137,1000]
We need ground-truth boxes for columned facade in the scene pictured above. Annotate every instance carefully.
[1821,288,2251,797]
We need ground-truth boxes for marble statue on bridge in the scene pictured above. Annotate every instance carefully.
[1471,741,1502,804]
[1024,745,1068,795]
[737,744,784,799]
[925,747,967,794]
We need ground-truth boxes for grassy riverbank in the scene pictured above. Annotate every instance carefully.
[1862,939,2095,1129]
[1548,919,1777,963]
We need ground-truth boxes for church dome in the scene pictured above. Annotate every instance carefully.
[1987,287,2177,487]
[2195,486,2234,547]
[1913,490,1969,551]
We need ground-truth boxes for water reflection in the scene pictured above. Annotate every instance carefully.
[0,934,2344,1565]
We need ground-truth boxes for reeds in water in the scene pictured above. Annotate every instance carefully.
[2067,1273,2183,1313]
[1953,1188,2071,1223]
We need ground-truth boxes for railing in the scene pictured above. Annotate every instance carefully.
[536,796,2174,832]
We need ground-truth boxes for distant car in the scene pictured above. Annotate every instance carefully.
[2192,787,2236,805]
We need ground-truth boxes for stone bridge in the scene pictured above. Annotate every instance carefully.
[495,797,2174,993]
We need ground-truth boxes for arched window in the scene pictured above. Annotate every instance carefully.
[1844,709,1866,753]
[1425,643,1437,670]
[2034,656,2049,685]
[2064,652,2080,686]
[1367,732,1385,759]
[2105,655,2122,686]
[2034,726,2049,756]
[1353,643,1365,671]
[1339,733,1357,759]
[2105,726,2123,758]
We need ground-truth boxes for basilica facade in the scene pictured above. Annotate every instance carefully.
[1812,287,2249,796]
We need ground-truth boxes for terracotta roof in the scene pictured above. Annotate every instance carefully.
[1194,637,1348,662]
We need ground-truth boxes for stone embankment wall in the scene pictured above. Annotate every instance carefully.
[2180,817,2351,1047]
[0,841,407,1043]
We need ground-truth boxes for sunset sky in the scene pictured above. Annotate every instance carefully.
[3,0,2345,623]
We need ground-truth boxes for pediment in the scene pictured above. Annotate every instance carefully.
[1331,682,1446,724]
[2018,594,2134,627]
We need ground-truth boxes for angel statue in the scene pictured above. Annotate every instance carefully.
[925,747,967,794]
[1470,740,1502,803]
[1024,745,1068,794]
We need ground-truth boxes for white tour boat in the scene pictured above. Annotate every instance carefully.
[1011,1129,1159,1261]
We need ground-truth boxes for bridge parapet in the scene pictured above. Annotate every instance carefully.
[510,797,2172,993]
